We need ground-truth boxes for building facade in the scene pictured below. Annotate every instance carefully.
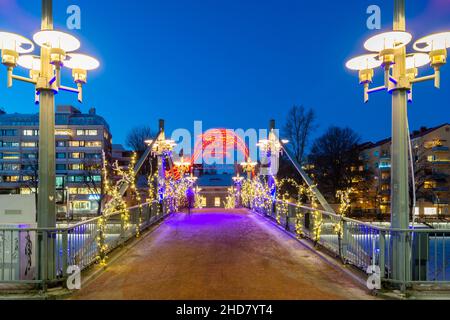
[359,123,450,217]
[112,144,132,170]
[0,105,112,217]
[197,173,233,208]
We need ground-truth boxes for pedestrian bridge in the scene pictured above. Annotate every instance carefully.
[71,209,373,300]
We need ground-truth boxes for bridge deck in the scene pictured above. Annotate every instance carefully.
[72,209,375,300]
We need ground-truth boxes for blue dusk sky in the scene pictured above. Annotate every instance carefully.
[0,0,449,147]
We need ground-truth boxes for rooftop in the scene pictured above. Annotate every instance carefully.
[360,123,449,150]
[197,174,234,187]
[0,106,110,131]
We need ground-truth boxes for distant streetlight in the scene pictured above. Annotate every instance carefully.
[0,0,99,231]
[346,0,449,288]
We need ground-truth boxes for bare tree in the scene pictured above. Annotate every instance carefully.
[308,126,371,202]
[22,158,39,213]
[81,158,104,216]
[410,145,439,220]
[126,125,153,157]
[283,105,317,164]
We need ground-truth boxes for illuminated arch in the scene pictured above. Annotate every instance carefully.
[191,129,250,165]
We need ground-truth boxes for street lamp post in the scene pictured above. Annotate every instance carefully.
[1,0,99,281]
[346,0,449,288]
[39,0,56,230]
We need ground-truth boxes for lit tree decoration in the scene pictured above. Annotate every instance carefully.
[307,184,322,244]
[334,188,353,237]
[147,171,160,216]
[108,161,131,233]
[276,178,307,237]
[194,187,204,209]
[128,152,143,237]
[96,153,110,266]
[224,187,237,209]
[241,178,274,214]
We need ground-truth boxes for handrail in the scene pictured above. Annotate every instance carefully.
[0,201,159,232]
[275,200,450,233]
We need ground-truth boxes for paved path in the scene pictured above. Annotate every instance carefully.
[72,209,375,300]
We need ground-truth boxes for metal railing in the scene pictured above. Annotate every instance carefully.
[252,200,450,289]
[0,199,173,288]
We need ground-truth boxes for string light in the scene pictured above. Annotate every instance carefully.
[334,188,353,236]
[224,187,237,209]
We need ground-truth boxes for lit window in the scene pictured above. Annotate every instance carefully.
[424,181,436,189]
[23,129,38,136]
[69,164,84,170]
[20,188,32,195]
[55,129,72,136]
[2,152,20,160]
[72,201,91,211]
[69,141,85,147]
[424,207,437,216]
[21,142,37,148]
[70,152,84,159]
[77,129,98,136]
[85,141,102,148]
[214,197,221,207]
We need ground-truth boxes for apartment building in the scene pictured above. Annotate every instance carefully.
[0,105,112,216]
[359,123,450,217]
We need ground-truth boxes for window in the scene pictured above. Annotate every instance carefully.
[55,129,72,136]
[85,153,101,159]
[56,152,66,159]
[379,161,391,168]
[22,164,37,171]
[69,163,84,170]
[424,181,436,189]
[374,151,379,157]
[0,129,17,136]
[214,197,221,207]
[69,141,85,147]
[0,141,19,148]
[69,152,84,159]
[68,187,100,195]
[424,207,437,216]
[85,141,102,148]
[56,164,67,171]
[72,201,91,211]
[20,188,33,195]
[23,153,37,159]
[23,129,38,136]
[22,141,37,148]
[56,176,64,188]
[1,176,20,182]
[427,155,436,162]
[1,152,20,160]
[77,129,98,136]
[56,141,66,147]
[0,163,20,171]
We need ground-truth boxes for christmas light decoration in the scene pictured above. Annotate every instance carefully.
[224,187,237,209]
[334,188,353,236]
